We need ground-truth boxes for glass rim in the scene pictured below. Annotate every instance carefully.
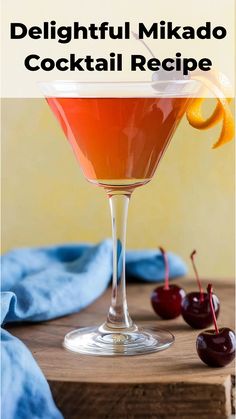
[38,79,200,98]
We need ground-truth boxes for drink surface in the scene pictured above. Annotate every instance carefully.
[47,97,188,188]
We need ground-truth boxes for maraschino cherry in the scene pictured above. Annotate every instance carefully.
[196,284,236,367]
[132,31,189,82]
[181,250,220,329]
[151,247,186,319]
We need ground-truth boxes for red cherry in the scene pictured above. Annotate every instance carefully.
[132,32,189,82]
[151,247,186,319]
[196,284,236,367]
[181,250,220,329]
[181,291,220,329]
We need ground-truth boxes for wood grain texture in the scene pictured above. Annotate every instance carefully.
[8,279,235,418]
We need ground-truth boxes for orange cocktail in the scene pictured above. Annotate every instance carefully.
[42,78,233,357]
[47,97,188,188]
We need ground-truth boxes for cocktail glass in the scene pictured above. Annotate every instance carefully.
[40,80,198,356]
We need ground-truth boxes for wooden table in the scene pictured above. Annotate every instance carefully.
[8,279,235,419]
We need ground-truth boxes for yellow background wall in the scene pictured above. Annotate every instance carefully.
[2,99,234,277]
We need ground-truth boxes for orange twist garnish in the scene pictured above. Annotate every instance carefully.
[186,70,234,149]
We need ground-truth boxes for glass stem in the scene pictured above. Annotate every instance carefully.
[105,191,134,331]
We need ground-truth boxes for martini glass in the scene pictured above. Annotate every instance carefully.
[40,80,198,356]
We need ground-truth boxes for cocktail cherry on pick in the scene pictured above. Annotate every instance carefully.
[151,247,186,319]
[181,250,220,329]
[132,31,189,82]
[196,284,236,367]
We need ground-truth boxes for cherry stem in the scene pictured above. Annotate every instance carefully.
[190,250,204,302]
[160,247,170,290]
[207,284,219,334]
[132,31,156,58]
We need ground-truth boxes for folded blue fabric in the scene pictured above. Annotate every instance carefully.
[1,329,63,419]
[1,240,187,419]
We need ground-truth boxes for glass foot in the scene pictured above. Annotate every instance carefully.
[63,325,174,356]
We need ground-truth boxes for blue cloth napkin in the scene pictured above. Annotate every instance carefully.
[1,240,187,419]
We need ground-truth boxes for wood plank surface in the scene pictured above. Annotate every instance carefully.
[8,279,235,418]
